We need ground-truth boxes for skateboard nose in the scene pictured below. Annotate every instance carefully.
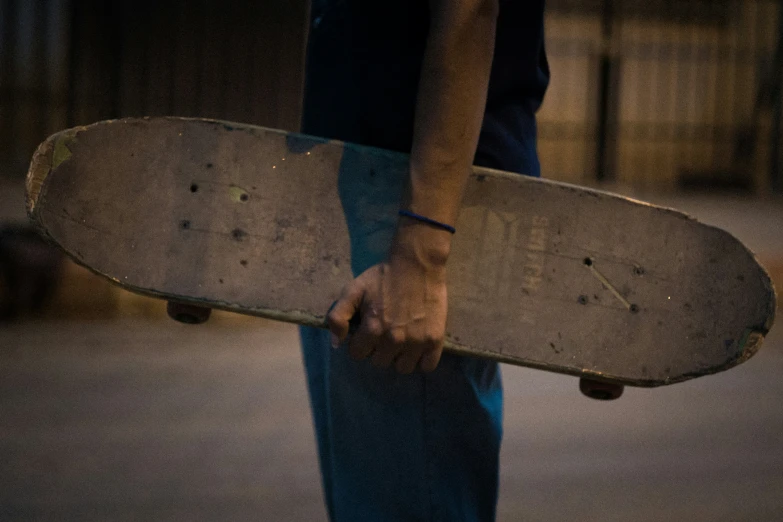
[579,378,624,400]
[167,301,212,325]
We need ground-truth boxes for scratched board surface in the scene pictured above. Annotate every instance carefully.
[26,118,776,386]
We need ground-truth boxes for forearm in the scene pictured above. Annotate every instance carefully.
[327,0,500,373]
[405,0,498,236]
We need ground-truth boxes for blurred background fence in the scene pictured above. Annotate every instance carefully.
[542,0,782,191]
[1,0,781,192]
[0,0,308,184]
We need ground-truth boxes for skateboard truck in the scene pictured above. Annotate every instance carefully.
[167,301,212,324]
[579,378,624,400]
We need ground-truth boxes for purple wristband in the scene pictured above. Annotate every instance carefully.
[398,210,456,234]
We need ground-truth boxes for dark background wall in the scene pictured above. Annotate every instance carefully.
[0,0,308,181]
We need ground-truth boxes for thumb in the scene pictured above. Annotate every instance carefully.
[326,278,365,347]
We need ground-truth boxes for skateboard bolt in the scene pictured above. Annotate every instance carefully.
[630,304,639,313]
[583,257,593,266]
[578,295,588,305]
[190,183,199,193]
[633,266,645,276]
[180,220,191,230]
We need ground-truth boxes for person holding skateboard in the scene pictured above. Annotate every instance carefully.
[28,1,769,517]
[300,1,549,519]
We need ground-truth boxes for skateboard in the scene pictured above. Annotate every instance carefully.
[26,117,776,398]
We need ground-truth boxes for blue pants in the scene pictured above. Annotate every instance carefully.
[300,331,503,521]
[299,5,542,520]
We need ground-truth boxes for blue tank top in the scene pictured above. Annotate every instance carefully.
[304,0,549,176]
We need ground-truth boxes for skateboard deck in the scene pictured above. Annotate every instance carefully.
[26,117,776,388]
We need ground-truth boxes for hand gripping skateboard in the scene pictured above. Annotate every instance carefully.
[26,118,776,399]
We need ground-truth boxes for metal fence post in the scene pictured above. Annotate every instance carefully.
[0,0,18,177]
[771,0,783,192]
[596,0,618,182]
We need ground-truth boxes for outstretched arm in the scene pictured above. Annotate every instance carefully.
[327,0,499,373]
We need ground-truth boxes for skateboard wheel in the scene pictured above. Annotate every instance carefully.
[167,301,212,324]
[579,378,624,400]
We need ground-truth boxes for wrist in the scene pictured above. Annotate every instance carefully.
[404,181,461,229]
[398,210,456,234]
[390,218,452,270]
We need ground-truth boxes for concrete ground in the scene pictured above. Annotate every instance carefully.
[1,318,781,521]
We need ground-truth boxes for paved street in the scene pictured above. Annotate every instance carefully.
[1,317,781,521]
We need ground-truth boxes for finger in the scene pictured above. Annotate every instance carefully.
[370,343,402,369]
[348,316,383,361]
[418,348,443,373]
[371,328,406,369]
[394,347,424,375]
[326,280,365,345]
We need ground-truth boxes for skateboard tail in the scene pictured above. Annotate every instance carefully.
[719,230,778,367]
[24,121,331,335]
[25,134,54,224]
[732,253,778,363]
[27,126,85,230]
[446,223,777,388]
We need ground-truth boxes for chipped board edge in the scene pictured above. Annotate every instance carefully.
[26,125,88,227]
